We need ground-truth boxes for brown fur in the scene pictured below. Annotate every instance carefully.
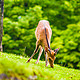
[27,20,56,68]
[35,20,52,48]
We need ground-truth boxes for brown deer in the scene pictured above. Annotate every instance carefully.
[26,20,59,68]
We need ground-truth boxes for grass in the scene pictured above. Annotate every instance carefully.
[0,52,80,80]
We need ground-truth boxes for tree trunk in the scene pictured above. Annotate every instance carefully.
[0,0,3,52]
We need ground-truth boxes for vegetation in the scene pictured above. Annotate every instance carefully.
[0,52,80,80]
[3,0,80,69]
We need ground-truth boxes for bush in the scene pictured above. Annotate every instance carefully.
[3,0,80,69]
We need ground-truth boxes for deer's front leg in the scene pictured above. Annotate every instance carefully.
[45,51,48,67]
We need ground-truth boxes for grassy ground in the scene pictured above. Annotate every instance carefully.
[0,52,80,80]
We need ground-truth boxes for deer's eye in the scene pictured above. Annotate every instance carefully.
[49,57,51,61]
[49,57,53,62]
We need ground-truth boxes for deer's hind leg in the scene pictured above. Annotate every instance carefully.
[26,41,39,63]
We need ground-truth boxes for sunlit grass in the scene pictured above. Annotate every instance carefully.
[0,52,80,80]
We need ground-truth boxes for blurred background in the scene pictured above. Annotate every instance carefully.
[3,0,80,69]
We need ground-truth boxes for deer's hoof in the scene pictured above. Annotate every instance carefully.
[26,60,30,63]
[46,64,48,67]
[35,61,39,64]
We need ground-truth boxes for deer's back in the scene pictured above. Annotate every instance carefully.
[35,20,52,46]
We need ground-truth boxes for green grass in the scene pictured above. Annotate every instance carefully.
[0,52,80,80]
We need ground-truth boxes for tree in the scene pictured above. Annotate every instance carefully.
[0,0,3,51]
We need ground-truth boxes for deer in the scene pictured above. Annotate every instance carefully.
[26,20,60,68]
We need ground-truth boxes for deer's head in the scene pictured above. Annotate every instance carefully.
[47,48,60,68]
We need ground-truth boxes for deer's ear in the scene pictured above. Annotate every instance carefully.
[54,48,60,55]
[48,48,51,54]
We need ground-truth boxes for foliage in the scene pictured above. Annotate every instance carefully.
[3,0,80,69]
[51,22,80,69]
[0,52,80,80]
